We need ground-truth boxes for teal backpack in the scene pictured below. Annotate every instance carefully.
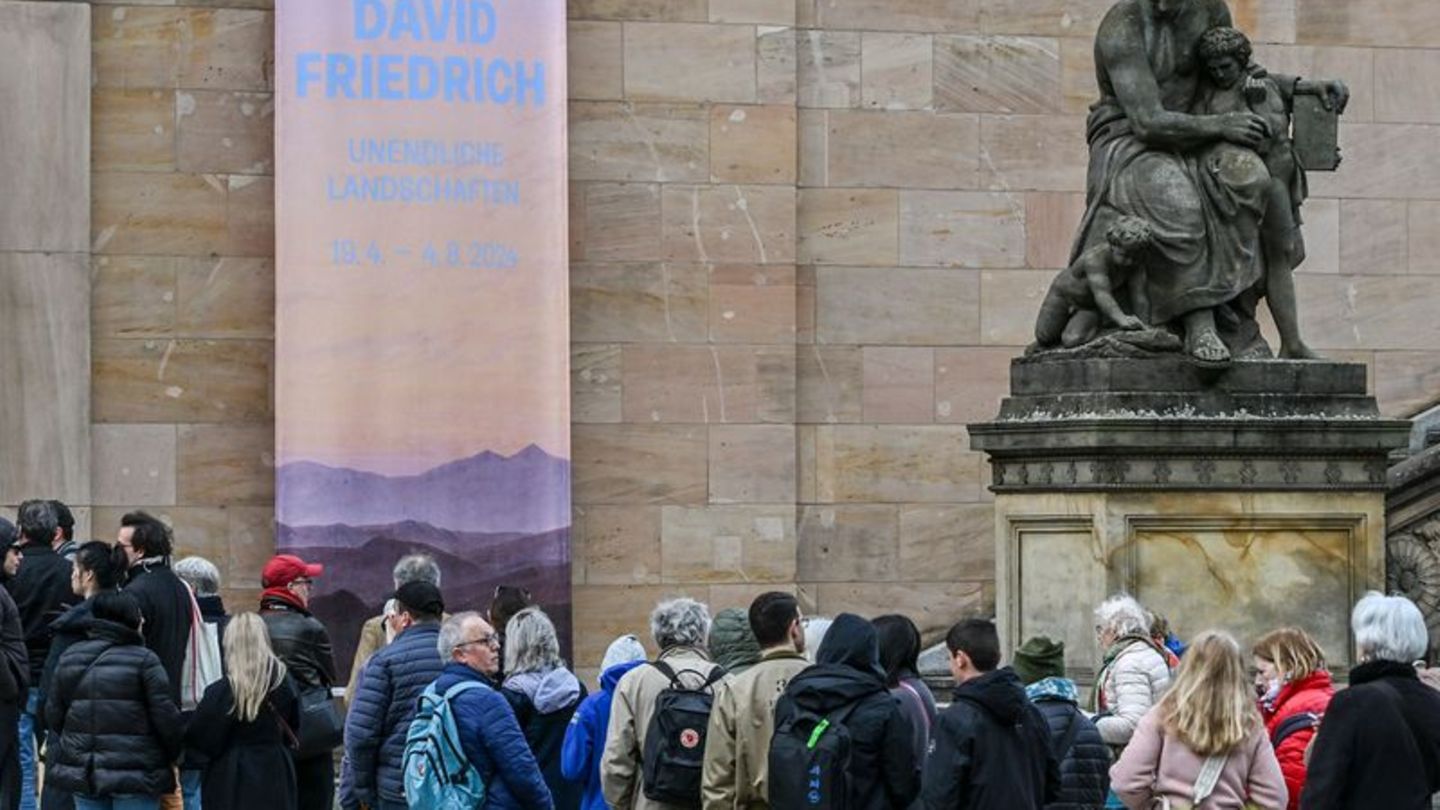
[403,680,488,810]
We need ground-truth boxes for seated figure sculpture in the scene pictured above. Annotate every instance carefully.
[1035,216,1153,350]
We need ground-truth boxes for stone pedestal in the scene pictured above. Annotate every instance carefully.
[970,357,1411,680]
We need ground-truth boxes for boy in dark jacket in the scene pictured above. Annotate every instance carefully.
[1012,637,1107,810]
[772,613,919,810]
[561,635,646,810]
[922,620,1058,810]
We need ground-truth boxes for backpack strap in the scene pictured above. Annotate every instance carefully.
[1270,711,1320,748]
[650,660,727,692]
[1054,708,1084,759]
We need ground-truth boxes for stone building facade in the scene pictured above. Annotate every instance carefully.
[3,0,1440,670]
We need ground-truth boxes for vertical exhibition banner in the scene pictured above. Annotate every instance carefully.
[275,0,570,672]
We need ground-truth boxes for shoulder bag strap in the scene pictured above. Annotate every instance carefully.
[268,695,301,750]
[897,681,931,737]
[1055,708,1083,758]
[1191,752,1229,805]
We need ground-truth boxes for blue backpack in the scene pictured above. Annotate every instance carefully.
[403,680,487,810]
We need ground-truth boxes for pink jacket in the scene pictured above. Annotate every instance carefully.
[1110,706,1288,810]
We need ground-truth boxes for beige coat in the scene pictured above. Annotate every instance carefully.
[343,613,387,708]
[701,649,809,810]
[1094,638,1173,747]
[602,646,727,810]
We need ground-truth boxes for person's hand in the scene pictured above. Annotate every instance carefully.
[1319,80,1350,114]
[1218,112,1270,148]
[1118,314,1146,331]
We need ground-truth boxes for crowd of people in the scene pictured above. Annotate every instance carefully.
[0,499,1436,809]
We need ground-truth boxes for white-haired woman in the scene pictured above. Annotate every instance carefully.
[1092,595,1173,751]
[1300,593,1440,808]
[503,607,587,810]
[183,612,301,810]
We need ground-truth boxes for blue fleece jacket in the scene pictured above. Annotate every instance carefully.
[560,660,644,810]
[433,662,554,810]
[344,622,444,805]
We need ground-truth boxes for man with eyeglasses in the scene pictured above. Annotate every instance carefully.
[425,612,553,810]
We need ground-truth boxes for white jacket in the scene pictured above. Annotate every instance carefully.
[1094,638,1172,747]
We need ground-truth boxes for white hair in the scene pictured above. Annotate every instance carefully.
[1095,594,1152,638]
[650,598,711,651]
[505,606,564,674]
[437,611,486,659]
[174,556,221,595]
[1353,591,1429,664]
[392,553,441,589]
[802,616,833,663]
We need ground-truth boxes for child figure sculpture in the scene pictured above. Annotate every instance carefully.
[1034,216,1153,350]
[1194,26,1326,359]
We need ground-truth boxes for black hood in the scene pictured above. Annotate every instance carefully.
[786,613,887,713]
[952,667,1030,725]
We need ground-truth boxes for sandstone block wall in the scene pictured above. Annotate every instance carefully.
[1,0,1437,669]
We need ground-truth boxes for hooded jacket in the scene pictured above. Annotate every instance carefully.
[921,667,1059,810]
[433,662,554,810]
[563,660,646,810]
[708,609,762,676]
[42,597,98,725]
[702,647,809,810]
[344,621,445,805]
[772,613,919,810]
[1026,677,1108,810]
[506,666,588,810]
[1258,670,1332,810]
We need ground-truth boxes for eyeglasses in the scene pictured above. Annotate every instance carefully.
[455,634,500,650]
[290,578,313,587]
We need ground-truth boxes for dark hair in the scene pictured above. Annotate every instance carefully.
[1104,216,1154,250]
[16,500,58,546]
[489,585,532,634]
[1197,26,1252,66]
[91,591,142,630]
[945,619,1001,672]
[120,511,173,559]
[874,614,922,687]
[748,592,800,649]
[74,541,124,591]
[49,501,75,542]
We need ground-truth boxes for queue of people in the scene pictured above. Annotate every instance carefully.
[0,497,1435,810]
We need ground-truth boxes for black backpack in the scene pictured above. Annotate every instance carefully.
[641,660,727,807]
[768,697,865,810]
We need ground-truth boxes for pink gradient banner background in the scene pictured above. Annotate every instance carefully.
[275,0,570,671]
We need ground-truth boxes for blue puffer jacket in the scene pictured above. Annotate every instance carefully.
[560,660,644,810]
[433,662,554,810]
[344,622,444,805]
[1027,677,1110,810]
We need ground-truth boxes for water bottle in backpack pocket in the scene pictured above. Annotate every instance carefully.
[768,700,864,810]
[641,660,727,807]
[403,680,487,810]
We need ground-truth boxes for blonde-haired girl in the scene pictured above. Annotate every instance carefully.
[1110,631,1288,809]
[184,612,302,810]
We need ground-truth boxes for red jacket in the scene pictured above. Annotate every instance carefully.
[1259,670,1334,810]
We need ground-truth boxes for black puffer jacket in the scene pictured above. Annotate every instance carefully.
[44,619,184,797]
[123,559,193,703]
[773,613,919,810]
[260,597,337,690]
[1033,696,1108,809]
[921,667,1059,810]
[6,542,78,682]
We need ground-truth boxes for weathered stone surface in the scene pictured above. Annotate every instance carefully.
[797,31,862,109]
[0,2,88,253]
[814,426,983,502]
[861,347,935,424]
[979,115,1087,191]
[1340,199,1407,276]
[900,191,1026,268]
[93,89,175,173]
[624,23,757,103]
[798,505,899,581]
[621,345,795,423]
[571,584,683,665]
[935,36,1062,114]
[93,7,184,89]
[1300,198,1340,274]
[92,256,176,338]
[93,172,227,256]
[1376,351,1440,417]
[934,347,1014,423]
[1060,36,1098,115]
[572,344,622,423]
[710,0,793,24]
[92,424,177,507]
[662,185,796,264]
[1229,0,1295,45]
[1374,49,1440,123]
[568,0,706,21]
[572,183,662,261]
[899,504,996,581]
[798,346,863,424]
[568,21,624,100]
[572,262,708,342]
[184,9,273,90]
[1252,44,1375,123]
[816,0,979,34]
[1297,275,1440,351]
[576,505,662,584]
[662,505,797,582]
[572,424,708,504]
[981,0,1114,37]
[797,189,898,265]
[1298,0,1440,48]
[757,27,798,104]
[0,253,90,504]
[1408,201,1440,275]
[1025,192,1087,268]
[816,267,981,345]
[174,258,273,339]
[177,424,274,506]
[176,91,273,175]
[93,339,271,423]
[808,581,991,641]
[710,105,797,184]
[981,270,1053,346]
[222,506,275,588]
[708,264,796,343]
[827,111,979,189]
[223,175,273,256]
[1308,124,1440,200]
[710,425,797,503]
[862,33,933,110]
[569,102,709,183]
